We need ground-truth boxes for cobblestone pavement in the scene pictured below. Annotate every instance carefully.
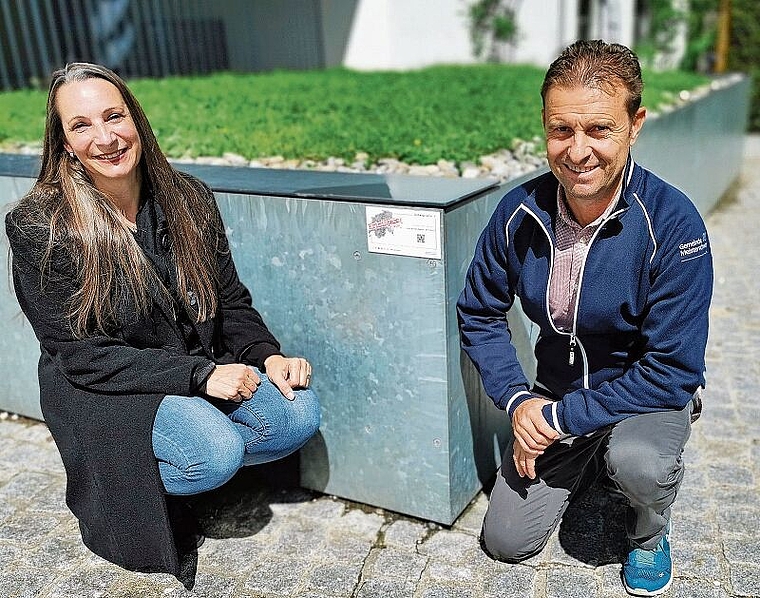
[1,138,759,598]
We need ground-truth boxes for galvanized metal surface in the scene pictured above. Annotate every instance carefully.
[0,174,39,420]
[634,76,751,215]
[214,182,506,524]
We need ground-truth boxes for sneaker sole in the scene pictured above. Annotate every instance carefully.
[622,571,673,596]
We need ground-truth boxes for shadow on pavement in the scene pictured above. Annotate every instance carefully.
[191,452,318,540]
[558,475,629,566]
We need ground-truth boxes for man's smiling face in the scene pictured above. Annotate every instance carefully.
[543,83,646,211]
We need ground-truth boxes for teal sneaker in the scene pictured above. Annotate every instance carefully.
[622,527,673,596]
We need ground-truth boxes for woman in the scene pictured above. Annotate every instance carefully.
[4,63,321,578]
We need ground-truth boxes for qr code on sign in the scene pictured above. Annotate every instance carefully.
[417,234,425,244]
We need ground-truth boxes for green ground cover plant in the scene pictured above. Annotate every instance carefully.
[0,65,710,164]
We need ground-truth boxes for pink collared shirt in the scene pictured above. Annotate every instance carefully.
[548,187,620,332]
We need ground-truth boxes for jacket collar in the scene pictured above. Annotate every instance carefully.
[523,153,639,225]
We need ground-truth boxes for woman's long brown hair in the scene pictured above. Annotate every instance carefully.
[14,62,222,337]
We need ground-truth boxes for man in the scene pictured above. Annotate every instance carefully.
[457,40,712,596]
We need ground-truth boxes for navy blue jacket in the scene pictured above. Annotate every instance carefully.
[457,160,713,436]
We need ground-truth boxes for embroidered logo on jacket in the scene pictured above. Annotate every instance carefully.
[679,232,709,262]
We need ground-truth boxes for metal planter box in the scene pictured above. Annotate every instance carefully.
[184,165,528,525]
[0,159,526,524]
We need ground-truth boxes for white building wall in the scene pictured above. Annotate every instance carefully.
[341,0,638,71]
[343,0,476,70]
[508,0,579,66]
[588,0,636,48]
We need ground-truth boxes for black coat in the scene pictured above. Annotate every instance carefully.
[5,181,281,576]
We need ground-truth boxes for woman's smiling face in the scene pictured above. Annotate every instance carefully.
[57,77,142,192]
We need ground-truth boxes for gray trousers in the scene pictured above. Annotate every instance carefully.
[482,402,693,561]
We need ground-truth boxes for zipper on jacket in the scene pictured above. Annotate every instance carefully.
[567,208,625,379]
[568,333,576,366]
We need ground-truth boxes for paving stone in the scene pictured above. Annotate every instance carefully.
[21,447,66,478]
[325,509,386,542]
[671,546,723,580]
[3,441,66,475]
[381,519,428,550]
[423,561,478,586]
[450,494,488,536]
[598,563,625,595]
[417,584,475,598]
[545,567,598,598]
[667,579,730,598]
[0,500,16,524]
[0,513,63,542]
[470,552,515,579]
[729,563,760,597]
[0,541,22,567]
[0,424,20,443]
[416,530,479,562]
[104,578,180,598]
[365,547,427,581]
[722,537,760,565]
[26,532,92,571]
[480,564,536,597]
[195,537,269,573]
[266,500,309,525]
[305,562,362,596]
[0,567,53,598]
[354,578,415,598]
[671,520,720,550]
[270,524,327,559]
[708,488,760,514]
[705,463,756,487]
[169,573,240,598]
[244,558,311,595]
[2,422,53,445]
[716,508,760,536]
[296,497,346,521]
[0,471,57,502]
[25,486,69,514]
[320,533,374,566]
[44,565,122,598]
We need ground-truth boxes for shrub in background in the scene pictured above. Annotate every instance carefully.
[468,0,518,62]
[729,0,760,131]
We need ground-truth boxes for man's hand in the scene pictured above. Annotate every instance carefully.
[264,355,312,400]
[513,440,540,479]
[512,397,559,456]
[511,398,559,479]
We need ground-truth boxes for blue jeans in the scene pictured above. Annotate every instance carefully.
[152,371,320,495]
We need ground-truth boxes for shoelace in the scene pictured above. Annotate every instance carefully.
[629,548,657,567]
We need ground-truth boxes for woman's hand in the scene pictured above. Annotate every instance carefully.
[205,364,260,402]
[264,355,312,401]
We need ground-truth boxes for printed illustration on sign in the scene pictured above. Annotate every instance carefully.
[368,210,402,238]
[365,206,442,259]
